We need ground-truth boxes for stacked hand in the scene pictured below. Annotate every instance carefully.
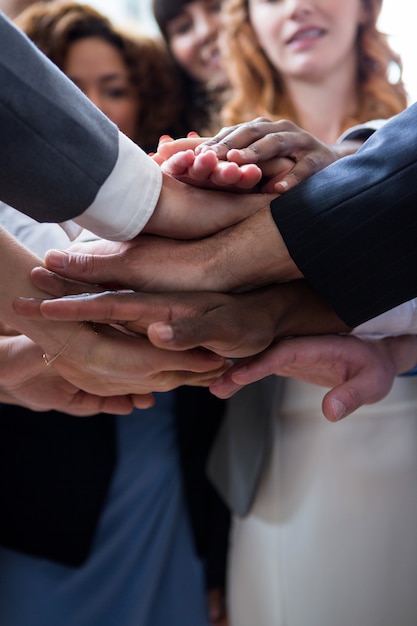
[12,118,413,420]
[0,331,146,415]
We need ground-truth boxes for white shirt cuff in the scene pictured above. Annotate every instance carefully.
[352,299,417,337]
[70,132,162,241]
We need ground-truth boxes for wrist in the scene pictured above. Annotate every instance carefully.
[399,364,417,376]
[384,335,417,376]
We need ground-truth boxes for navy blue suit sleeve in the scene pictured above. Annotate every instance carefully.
[270,103,417,327]
[0,14,118,223]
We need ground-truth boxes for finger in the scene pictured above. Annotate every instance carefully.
[31,266,103,297]
[44,248,127,286]
[160,150,196,176]
[209,353,268,397]
[226,133,297,165]
[189,150,222,181]
[150,152,165,166]
[13,290,137,322]
[208,162,262,189]
[270,151,335,192]
[14,291,196,326]
[144,361,232,393]
[147,318,263,359]
[195,124,240,157]
[68,392,138,416]
[197,119,289,158]
[157,134,174,146]
[160,151,220,188]
[322,384,365,422]
[209,376,245,398]
[208,160,243,186]
[321,362,394,422]
[236,164,263,188]
[12,296,52,320]
[157,136,206,160]
[131,393,156,409]
[148,319,222,353]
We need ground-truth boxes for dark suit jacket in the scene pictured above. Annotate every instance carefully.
[271,103,417,327]
[0,14,118,222]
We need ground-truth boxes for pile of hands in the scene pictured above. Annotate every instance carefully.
[9,119,417,420]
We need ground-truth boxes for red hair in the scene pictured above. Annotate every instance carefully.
[221,0,407,132]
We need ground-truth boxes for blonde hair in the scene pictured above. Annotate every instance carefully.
[15,0,185,149]
[221,0,407,132]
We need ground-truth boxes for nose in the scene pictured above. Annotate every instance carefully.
[193,12,217,42]
[285,0,314,20]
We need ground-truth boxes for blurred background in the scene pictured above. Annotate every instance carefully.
[83,0,416,103]
[2,0,415,102]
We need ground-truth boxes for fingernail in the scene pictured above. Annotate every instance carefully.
[199,145,216,154]
[274,180,288,192]
[148,151,155,157]
[152,322,174,342]
[332,399,347,421]
[158,134,173,143]
[45,249,69,270]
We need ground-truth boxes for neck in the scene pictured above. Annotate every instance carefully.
[284,65,358,143]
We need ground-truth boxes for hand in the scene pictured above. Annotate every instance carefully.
[161,147,264,191]
[0,332,146,415]
[42,207,300,293]
[0,227,228,398]
[209,334,417,421]
[154,134,265,191]
[143,171,275,239]
[186,118,339,193]
[18,271,350,358]
[11,304,230,397]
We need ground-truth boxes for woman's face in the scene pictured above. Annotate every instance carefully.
[64,36,139,139]
[248,0,366,83]
[166,0,227,88]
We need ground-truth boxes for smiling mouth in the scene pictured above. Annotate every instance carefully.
[288,28,325,44]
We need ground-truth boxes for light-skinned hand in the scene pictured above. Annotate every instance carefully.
[209,334,417,421]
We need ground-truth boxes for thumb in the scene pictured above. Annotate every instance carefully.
[322,384,366,422]
[147,319,213,352]
[44,249,122,287]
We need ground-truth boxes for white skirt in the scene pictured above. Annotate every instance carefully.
[228,376,417,626]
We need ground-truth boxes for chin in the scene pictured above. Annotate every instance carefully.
[208,71,228,91]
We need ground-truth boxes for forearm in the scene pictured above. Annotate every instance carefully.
[271,103,417,326]
[0,333,42,405]
[0,227,80,357]
[0,15,160,241]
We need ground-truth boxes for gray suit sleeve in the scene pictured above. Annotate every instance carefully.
[270,103,417,327]
[0,14,118,223]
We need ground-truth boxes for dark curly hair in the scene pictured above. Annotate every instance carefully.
[15,0,186,150]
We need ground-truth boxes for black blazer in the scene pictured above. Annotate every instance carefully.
[0,388,228,588]
[271,103,417,327]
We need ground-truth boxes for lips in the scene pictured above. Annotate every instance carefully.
[287,27,325,45]
[202,46,221,67]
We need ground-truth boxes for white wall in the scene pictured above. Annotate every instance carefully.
[378,0,417,103]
